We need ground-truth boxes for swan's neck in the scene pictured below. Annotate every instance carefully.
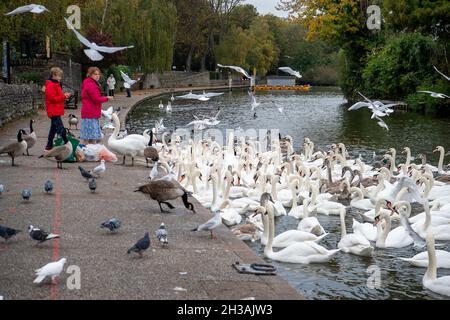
[303,199,310,218]
[351,187,364,201]
[111,115,120,139]
[422,199,431,233]
[426,234,437,280]
[327,163,333,183]
[290,182,298,208]
[438,149,444,173]
[405,149,411,167]
[271,177,278,201]
[264,209,275,258]
[340,210,347,238]
[211,176,218,208]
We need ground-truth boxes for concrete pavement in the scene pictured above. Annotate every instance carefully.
[0,86,302,300]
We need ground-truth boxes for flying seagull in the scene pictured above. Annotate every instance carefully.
[433,66,450,82]
[120,71,140,87]
[278,67,302,79]
[417,90,450,99]
[217,63,251,79]
[5,4,49,16]
[65,18,134,61]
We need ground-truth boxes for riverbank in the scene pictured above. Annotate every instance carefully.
[0,86,302,300]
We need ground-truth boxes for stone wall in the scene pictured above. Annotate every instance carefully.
[0,82,41,127]
[141,71,211,89]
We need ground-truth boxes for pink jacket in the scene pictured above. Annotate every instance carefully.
[81,77,108,119]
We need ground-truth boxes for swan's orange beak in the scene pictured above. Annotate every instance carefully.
[179,174,186,182]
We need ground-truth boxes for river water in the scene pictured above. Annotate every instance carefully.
[128,87,450,300]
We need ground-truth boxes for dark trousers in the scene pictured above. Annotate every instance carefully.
[108,89,115,97]
[126,88,131,97]
[46,116,65,149]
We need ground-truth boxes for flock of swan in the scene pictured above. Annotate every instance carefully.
[126,122,450,297]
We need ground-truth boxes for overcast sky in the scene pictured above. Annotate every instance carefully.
[244,0,289,18]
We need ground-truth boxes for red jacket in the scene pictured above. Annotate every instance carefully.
[45,79,66,118]
[81,77,108,119]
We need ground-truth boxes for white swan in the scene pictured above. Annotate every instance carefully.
[411,199,450,241]
[108,113,146,165]
[349,186,374,211]
[256,206,340,264]
[352,218,378,242]
[338,208,374,257]
[374,206,413,248]
[399,250,450,268]
[296,198,326,236]
[422,232,450,296]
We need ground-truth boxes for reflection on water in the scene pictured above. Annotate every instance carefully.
[128,87,450,299]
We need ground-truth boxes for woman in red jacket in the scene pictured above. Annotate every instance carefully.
[80,67,113,144]
[45,67,72,151]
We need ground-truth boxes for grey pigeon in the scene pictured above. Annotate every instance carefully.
[127,232,150,257]
[0,225,21,242]
[44,180,54,194]
[100,218,121,232]
[78,166,94,181]
[22,188,32,201]
[88,178,97,193]
[155,223,168,245]
[28,225,60,244]
[191,210,222,239]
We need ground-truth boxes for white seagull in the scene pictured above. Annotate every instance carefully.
[65,18,134,61]
[278,67,302,79]
[120,71,139,86]
[251,95,260,111]
[5,4,49,16]
[417,90,450,99]
[217,63,251,79]
[433,66,450,81]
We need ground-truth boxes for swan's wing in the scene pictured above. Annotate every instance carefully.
[65,18,93,48]
[434,66,450,81]
[400,215,426,248]
[91,43,134,53]
[120,71,132,83]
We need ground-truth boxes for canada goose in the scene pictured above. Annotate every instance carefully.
[21,119,36,156]
[68,114,79,130]
[38,129,72,169]
[134,179,195,213]
[0,130,27,166]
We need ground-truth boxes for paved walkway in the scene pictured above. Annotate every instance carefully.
[0,86,302,300]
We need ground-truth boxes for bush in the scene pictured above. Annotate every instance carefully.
[362,33,438,99]
[16,71,43,85]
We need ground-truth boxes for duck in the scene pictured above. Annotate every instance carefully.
[38,129,72,169]
[337,208,374,257]
[108,113,146,166]
[422,232,450,297]
[21,119,37,156]
[255,205,340,264]
[0,130,27,166]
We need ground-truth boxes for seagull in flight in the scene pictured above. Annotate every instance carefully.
[278,67,302,79]
[120,71,139,86]
[417,90,449,99]
[251,95,260,111]
[349,92,397,119]
[374,115,389,131]
[5,4,49,16]
[65,18,134,61]
[217,63,251,79]
[433,66,450,81]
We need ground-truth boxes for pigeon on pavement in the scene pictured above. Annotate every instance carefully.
[22,188,32,201]
[127,232,150,257]
[0,225,21,242]
[28,225,60,244]
[155,223,168,245]
[100,218,121,232]
[44,180,54,194]
[33,258,67,284]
